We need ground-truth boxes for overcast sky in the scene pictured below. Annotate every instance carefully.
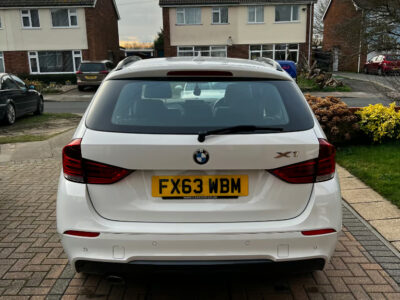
[115,0,162,43]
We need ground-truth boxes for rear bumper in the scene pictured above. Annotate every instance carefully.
[62,231,337,273]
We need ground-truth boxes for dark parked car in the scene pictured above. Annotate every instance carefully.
[76,60,114,91]
[0,73,43,125]
[364,55,400,75]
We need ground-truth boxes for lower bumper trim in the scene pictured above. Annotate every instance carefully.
[75,258,326,274]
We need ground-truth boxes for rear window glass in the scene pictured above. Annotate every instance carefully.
[79,63,106,72]
[85,79,314,134]
[385,56,400,61]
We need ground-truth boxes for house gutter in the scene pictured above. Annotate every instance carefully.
[357,9,364,73]
[308,2,313,66]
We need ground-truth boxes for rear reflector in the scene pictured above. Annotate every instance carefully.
[76,71,82,74]
[167,70,233,76]
[64,230,100,237]
[62,139,131,184]
[99,70,109,74]
[269,138,336,184]
[301,229,336,236]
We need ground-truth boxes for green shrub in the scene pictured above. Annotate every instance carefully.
[18,74,77,84]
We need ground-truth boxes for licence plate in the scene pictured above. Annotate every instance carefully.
[152,175,248,198]
[85,75,97,80]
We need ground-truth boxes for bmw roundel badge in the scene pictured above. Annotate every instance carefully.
[194,149,209,165]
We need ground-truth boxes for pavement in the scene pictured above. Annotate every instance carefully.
[1,131,400,299]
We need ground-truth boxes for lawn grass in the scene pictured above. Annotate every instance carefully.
[336,141,400,208]
[298,75,352,92]
[0,113,80,144]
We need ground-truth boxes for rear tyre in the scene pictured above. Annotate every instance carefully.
[4,103,16,125]
[78,86,85,92]
[34,97,44,115]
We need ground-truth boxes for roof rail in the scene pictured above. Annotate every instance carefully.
[254,57,283,72]
[115,56,142,71]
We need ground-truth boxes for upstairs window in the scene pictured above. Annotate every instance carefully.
[21,9,40,28]
[275,5,299,22]
[51,8,78,27]
[248,6,264,23]
[212,7,228,24]
[176,8,201,25]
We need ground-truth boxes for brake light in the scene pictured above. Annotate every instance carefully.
[64,230,100,237]
[76,71,82,74]
[62,139,131,184]
[100,70,109,74]
[301,228,336,236]
[167,71,233,76]
[269,139,335,184]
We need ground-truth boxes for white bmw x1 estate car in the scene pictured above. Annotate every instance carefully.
[57,57,342,274]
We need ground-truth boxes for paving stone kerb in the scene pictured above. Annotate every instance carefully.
[1,158,400,298]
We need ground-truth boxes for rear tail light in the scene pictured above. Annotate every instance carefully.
[76,71,82,74]
[269,138,335,184]
[301,228,336,236]
[62,139,131,184]
[64,230,100,237]
[100,70,109,74]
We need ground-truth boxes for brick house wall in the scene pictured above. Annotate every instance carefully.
[323,0,366,72]
[84,0,123,63]
[3,51,30,74]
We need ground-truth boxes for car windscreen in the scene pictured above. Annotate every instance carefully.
[85,78,314,134]
[79,63,105,72]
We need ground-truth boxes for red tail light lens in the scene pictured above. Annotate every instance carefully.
[99,70,109,75]
[76,71,82,74]
[301,228,336,236]
[269,139,336,184]
[64,230,100,237]
[62,139,131,184]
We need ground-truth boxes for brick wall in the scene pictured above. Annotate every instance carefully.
[84,0,123,63]
[227,44,249,59]
[323,0,366,72]
[163,8,177,57]
[3,51,30,74]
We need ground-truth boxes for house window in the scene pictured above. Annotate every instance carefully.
[275,5,299,22]
[176,8,201,25]
[0,52,5,73]
[28,50,82,73]
[51,9,78,27]
[177,46,227,57]
[248,6,264,23]
[249,44,299,62]
[212,7,228,24]
[21,9,40,28]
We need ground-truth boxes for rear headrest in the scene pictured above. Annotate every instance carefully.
[224,83,252,105]
[135,99,167,116]
[144,82,172,99]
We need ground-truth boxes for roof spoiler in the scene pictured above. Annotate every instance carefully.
[115,56,142,71]
[254,57,284,72]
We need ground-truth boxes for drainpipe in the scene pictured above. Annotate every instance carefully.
[357,10,364,73]
[308,2,313,66]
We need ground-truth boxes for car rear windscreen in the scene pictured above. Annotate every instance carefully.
[79,63,105,72]
[85,78,314,134]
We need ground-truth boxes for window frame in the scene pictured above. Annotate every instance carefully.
[21,9,40,29]
[177,46,227,57]
[275,5,300,23]
[50,8,79,28]
[212,7,228,24]
[248,6,264,24]
[0,52,5,73]
[249,44,299,62]
[28,50,82,74]
[176,7,202,25]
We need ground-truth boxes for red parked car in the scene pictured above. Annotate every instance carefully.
[364,55,400,75]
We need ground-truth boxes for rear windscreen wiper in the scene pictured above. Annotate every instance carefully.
[198,125,284,142]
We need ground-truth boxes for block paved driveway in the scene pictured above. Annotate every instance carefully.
[1,159,400,299]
